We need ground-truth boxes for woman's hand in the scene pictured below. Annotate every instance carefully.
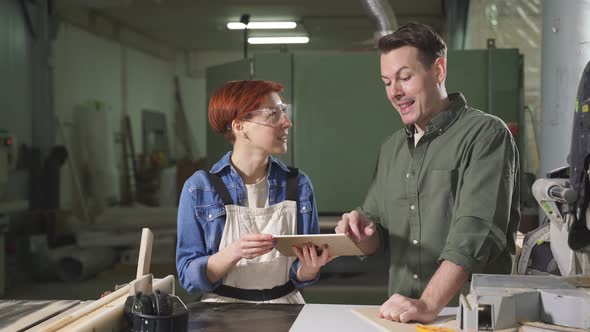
[228,233,275,261]
[293,243,336,282]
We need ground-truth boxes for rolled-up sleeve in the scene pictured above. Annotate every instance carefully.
[176,182,221,293]
[439,128,518,275]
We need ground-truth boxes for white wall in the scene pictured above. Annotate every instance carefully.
[176,75,206,159]
[126,47,175,156]
[176,50,242,159]
[53,23,176,214]
[53,23,122,213]
[540,0,590,175]
[53,22,245,215]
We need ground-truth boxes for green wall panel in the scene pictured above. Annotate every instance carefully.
[447,48,523,149]
[293,52,400,213]
[254,53,294,166]
[205,59,251,165]
[205,49,523,214]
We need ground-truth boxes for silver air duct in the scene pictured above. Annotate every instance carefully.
[361,0,399,40]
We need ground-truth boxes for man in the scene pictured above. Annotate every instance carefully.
[335,22,520,323]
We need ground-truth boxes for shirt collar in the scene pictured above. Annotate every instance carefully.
[404,92,467,137]
[210,151,291,174]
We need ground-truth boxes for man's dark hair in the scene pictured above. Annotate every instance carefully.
[378,22,447,68]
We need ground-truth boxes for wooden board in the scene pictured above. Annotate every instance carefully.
[0,300,81,332]
[274,234,364,256]
[351,307,457,332]
[54,275,175,332]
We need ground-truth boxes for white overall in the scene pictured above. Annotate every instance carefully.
[201,173,305,304]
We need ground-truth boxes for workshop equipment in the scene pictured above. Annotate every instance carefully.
[458,60,590,331]
[124,289,188,332]
[0,228,178,331]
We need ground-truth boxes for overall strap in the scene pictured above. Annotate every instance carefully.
[285,167,299,202]
[206,172,234,206]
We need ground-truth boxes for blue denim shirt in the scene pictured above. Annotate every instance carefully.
[176,152,320,294]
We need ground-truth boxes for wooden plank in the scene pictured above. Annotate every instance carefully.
[129,273,153,296]
[521,321,589,332]
[34,274,154,331]
[0,300,81,332]
[351,307,457,332]
[27,303,90,332]
[55,275,175,332]
[36,281,132,331]
[136,228,153,279]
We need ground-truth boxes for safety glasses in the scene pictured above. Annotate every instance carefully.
[243,104,292,128]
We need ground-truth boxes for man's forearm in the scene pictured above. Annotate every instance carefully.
[420,260,469,312]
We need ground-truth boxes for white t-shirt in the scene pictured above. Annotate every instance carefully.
[244,176,269,208]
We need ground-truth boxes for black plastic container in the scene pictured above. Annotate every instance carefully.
[128,294,189,332]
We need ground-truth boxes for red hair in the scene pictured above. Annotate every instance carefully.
[208,80,284,141]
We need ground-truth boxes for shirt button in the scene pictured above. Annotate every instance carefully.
[412,240,418,245]
[302,206,306,210]
[410,205,416,210]
[406,173,410,178]
[208,214,212,218]
[413,274,419,279]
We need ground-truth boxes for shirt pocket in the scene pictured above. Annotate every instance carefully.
[194,204,226,251]
[194,204,226,223]
[298,200,313,215]
[421,169,458,198]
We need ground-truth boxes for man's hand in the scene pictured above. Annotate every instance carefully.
[378,294,439,324]
[293,244,336,281]
[334,210,379,255]
[228,233,274,260]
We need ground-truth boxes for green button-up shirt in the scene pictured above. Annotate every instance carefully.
[359,93,520,304]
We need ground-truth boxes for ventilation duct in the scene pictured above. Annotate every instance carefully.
[361,0,399,41]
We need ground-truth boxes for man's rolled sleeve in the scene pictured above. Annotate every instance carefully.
[440,127,518,275]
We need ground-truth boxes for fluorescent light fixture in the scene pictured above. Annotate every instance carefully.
[248,36,309,44]
[227,22,297,30]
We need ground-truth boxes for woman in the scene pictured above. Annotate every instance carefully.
[176,80,332,303]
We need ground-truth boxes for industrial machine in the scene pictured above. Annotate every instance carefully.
[0,129,17,193]
[458,61,590,331]
[0,129,19,298]
[0,228,183,331]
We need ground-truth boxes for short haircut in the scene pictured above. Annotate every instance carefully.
[208,80,283,141]
[378,22,447,68]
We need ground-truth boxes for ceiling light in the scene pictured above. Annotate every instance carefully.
[227,22,297,30]
[247,36,310,44]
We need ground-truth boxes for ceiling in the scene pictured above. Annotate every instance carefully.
[56,0,446,52]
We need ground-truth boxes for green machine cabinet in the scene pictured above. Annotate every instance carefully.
[447,48,524,148]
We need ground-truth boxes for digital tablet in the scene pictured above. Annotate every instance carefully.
[273,233,364,257]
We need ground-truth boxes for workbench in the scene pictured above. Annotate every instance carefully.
[190,303,457,332]
[0,300,457,331]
